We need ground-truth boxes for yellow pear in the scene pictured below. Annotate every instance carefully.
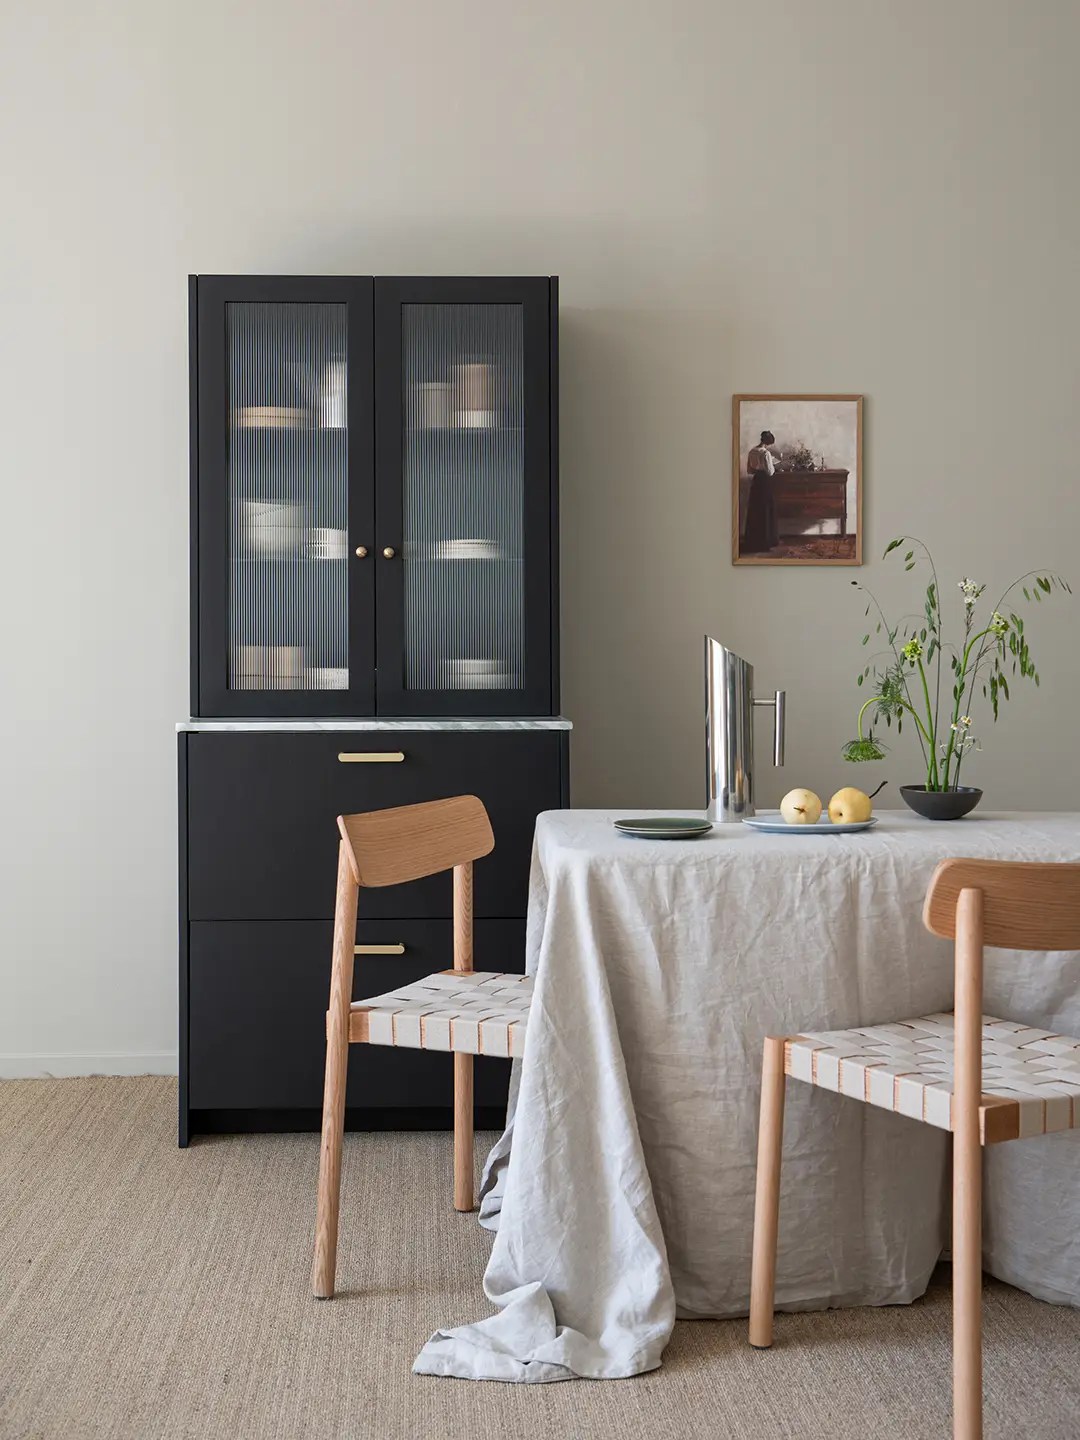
[780,788,823,825]
[828,787,873,824]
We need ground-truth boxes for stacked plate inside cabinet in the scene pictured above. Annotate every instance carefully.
[435,538,503,561]
[613,817,714,840]
[307,666,349,690]
[442,657,512,689]
[235,405,306,429]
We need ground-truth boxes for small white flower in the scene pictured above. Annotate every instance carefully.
[989,611,1008,635]
[958,577,984,609]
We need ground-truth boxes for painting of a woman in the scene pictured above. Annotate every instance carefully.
[732,395,863,566]
[741,430,778,554]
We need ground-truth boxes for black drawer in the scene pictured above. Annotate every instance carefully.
[188,918,525,1111]
[185,730,561,920]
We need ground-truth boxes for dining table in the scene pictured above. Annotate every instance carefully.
[413,809,1080,1383]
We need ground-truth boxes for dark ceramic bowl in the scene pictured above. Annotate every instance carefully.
[900,785,983,821]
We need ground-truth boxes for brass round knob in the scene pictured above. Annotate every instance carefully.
[382,546,396,559]
[354,545,368,559]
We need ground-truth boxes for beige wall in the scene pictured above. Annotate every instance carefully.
[2,0,1078,1072]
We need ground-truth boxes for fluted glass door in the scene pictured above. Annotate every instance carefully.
[226,301,349,694]
[373,278,553,715]
[195,276,374,717]
[399,302,526,697]
[374,281,553,716]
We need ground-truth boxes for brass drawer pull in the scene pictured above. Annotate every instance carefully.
[354,943,406,956]
[337,751,405,763]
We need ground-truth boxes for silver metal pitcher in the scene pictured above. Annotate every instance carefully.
[704,637,785,822]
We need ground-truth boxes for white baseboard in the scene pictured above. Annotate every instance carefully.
[0,1053,179,1079]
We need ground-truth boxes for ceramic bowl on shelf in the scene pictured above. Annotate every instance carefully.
[441,657,512,689]
[307,527,348,560]
[435,538,503,561]
[234,405,306,429]
[307,666,348,691]
[243,500,302,556]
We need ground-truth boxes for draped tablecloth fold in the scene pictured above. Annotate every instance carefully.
[415,810,1080,1381]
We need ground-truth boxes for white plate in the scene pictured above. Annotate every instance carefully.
[742,813,878,835]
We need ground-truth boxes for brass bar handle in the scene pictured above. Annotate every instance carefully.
[354,943,406,956]
[337,751,405,763]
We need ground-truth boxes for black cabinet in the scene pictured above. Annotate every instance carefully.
[186,731,562,922]
[181,274,567,1146]
[188,919,525,1111]
[179,727,568,1143]
[190,275,559,718]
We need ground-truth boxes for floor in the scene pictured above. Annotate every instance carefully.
[2,1078,1078,1440]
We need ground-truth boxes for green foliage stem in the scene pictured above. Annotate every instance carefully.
[844,543,1068,792]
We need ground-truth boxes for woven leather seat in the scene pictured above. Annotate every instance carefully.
[313,795,528,1301]
[749,857,1080,1440]
[787,1012,1080,1143]
[350,970,532,1058]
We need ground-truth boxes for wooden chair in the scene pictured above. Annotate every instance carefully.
[311,794,532,1299]
[749,858,1080,1440]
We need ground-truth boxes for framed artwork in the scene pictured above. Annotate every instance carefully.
[732,394,863,565]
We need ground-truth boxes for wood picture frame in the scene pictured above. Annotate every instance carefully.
[732,394,863,566]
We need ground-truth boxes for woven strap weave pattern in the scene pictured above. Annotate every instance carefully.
[787,1013,1080,1140]
[352,970,532,1059]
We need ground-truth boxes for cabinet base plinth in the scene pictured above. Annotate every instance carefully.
[181,1104,509,1145]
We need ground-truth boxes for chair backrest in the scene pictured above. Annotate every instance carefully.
[923,857,1080,951]
[337,795,494,889]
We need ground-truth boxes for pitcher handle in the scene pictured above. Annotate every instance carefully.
[753,690,786,767]
[773,690,785,766]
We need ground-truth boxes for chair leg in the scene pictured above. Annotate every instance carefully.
[749,1036,787,1349]
[311,1014,349,1298]
[454,1052,475,1212]
[952,1129,983,1439]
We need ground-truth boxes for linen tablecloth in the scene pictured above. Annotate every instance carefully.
[415,810,1080,1382]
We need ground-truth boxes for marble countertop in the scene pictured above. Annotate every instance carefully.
[177,716,573,732]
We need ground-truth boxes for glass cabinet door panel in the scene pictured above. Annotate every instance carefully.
[227,302,348,692]
[401,303,525,693]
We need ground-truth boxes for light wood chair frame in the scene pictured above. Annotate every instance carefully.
[748,857,1080,1440]
[311,795,496,1300]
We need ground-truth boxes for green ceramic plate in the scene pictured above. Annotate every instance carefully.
[613,817,713,840]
